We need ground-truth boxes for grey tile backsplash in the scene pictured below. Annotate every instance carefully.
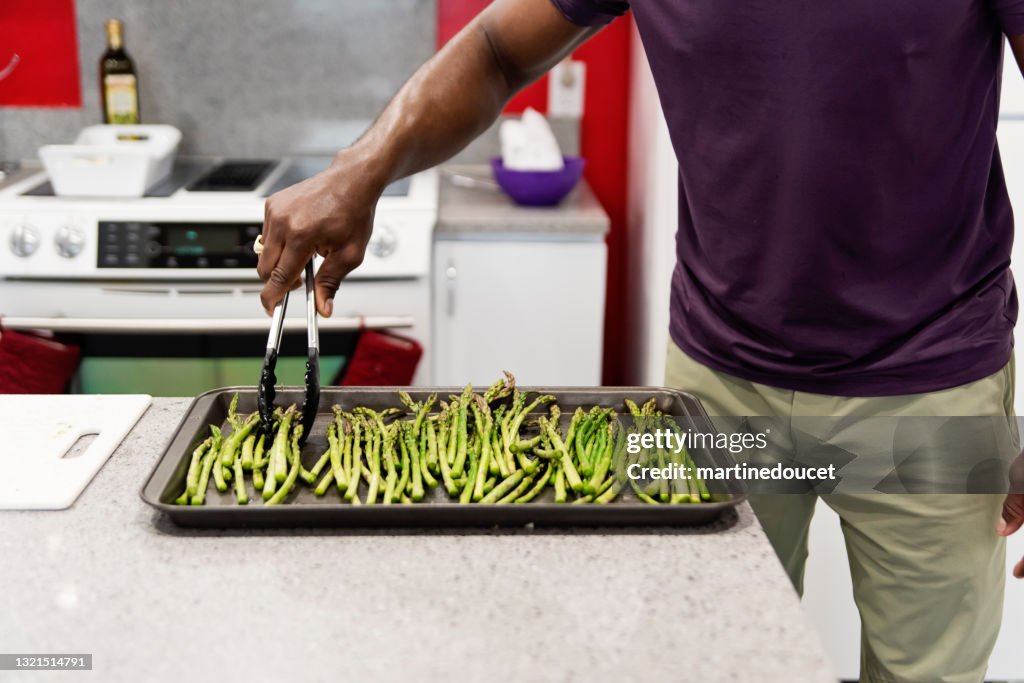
[1,0,436,160]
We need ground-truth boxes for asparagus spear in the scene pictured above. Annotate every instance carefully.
[459,450,479,504]
[190,427,222,505]
[586,422,615,495]
[345,417,363,501]
[438,418,459,496]
[232,446,249,504]
[497,473,534,503]
[406,424,425,502]
[314,469,334,496]
[382,422,400,505]
[219,413,259,470]
[480,470,524,503]
[271,406,296,483]
[471,396,494,501]
[394,424,412,502]
[365,427,381,504]
[553,464,567,503]
[240,433,256,471]
[657,448,670,502]
[254,433,267,469]
[540,416,583,492]
[185,436,212,499]
[514,463,553,503]
[629,477,660,504]
[439,404,453,467]
[337,419,353,493]
[420,419,439,489]
[482,371,514,405]
[595,480,622,504]
[383,468,398,505]
[452,385,471,476]
[261,422,281,501]
[266,425,303,505]
[211,425,230,492]
[326,420,344,490]
[507,394,554,474]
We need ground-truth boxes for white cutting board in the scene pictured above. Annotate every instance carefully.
[0,394,151,509]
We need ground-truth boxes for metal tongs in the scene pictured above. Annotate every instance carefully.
[257,260,320,445]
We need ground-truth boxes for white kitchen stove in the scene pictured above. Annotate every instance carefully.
[0,156,439,387]
[0,156,437,281]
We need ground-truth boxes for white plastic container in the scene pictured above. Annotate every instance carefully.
[38,124,181,197]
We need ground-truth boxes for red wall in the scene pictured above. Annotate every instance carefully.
[0,0,81,107]
[437,2,632,385]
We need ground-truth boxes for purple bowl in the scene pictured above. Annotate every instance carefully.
[490,155,585,207]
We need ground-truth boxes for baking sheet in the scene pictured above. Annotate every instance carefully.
[141,386,747,528]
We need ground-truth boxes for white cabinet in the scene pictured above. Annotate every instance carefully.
[431,237,606,387]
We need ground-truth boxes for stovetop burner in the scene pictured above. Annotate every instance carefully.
[186,160,276,192]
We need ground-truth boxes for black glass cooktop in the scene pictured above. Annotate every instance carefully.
[186,160,275,192]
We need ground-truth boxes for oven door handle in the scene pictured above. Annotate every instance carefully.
[0,316,414,334]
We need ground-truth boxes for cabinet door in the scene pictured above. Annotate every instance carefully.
[432,239,606,386]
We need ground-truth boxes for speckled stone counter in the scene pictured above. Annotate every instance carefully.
[437,164,610,238]
[1,399,836,683]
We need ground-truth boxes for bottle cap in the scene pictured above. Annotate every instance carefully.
[105,19,124,48]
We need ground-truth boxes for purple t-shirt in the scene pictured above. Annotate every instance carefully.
[553,0,1024,396]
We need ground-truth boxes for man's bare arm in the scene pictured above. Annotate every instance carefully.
[258,0,594,314]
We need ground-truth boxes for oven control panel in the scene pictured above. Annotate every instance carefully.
[0,204,434,280]
[97,221,261,269]
[0,168,436,280]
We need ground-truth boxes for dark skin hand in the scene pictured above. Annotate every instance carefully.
[999,452,1024,579]
[257,0,595,316]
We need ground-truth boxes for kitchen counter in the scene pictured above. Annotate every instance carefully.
[437,164,610,237]
[1,399,836,683]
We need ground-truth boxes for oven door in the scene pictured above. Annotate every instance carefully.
[0,281,426,395]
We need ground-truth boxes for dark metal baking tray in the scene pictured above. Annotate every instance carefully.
[141,386,748,528]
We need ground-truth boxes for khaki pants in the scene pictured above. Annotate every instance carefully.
[665,342,1009,683]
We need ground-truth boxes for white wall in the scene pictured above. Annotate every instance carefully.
[625,22,677,387]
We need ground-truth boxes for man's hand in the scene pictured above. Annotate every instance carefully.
[258,149,382,317]
[255,0,592,314]
[997,450,1024,579]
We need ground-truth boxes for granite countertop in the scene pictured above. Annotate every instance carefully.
[436,164,610,238]
[1,399,836,683]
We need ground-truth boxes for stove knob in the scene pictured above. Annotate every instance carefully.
[55,225,86,258]
[367,226,397,258]
[9,224,40,258]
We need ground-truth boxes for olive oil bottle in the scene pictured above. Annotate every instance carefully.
[99,19,140,124]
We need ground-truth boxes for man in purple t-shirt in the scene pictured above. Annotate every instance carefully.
[257,1,1024,679]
